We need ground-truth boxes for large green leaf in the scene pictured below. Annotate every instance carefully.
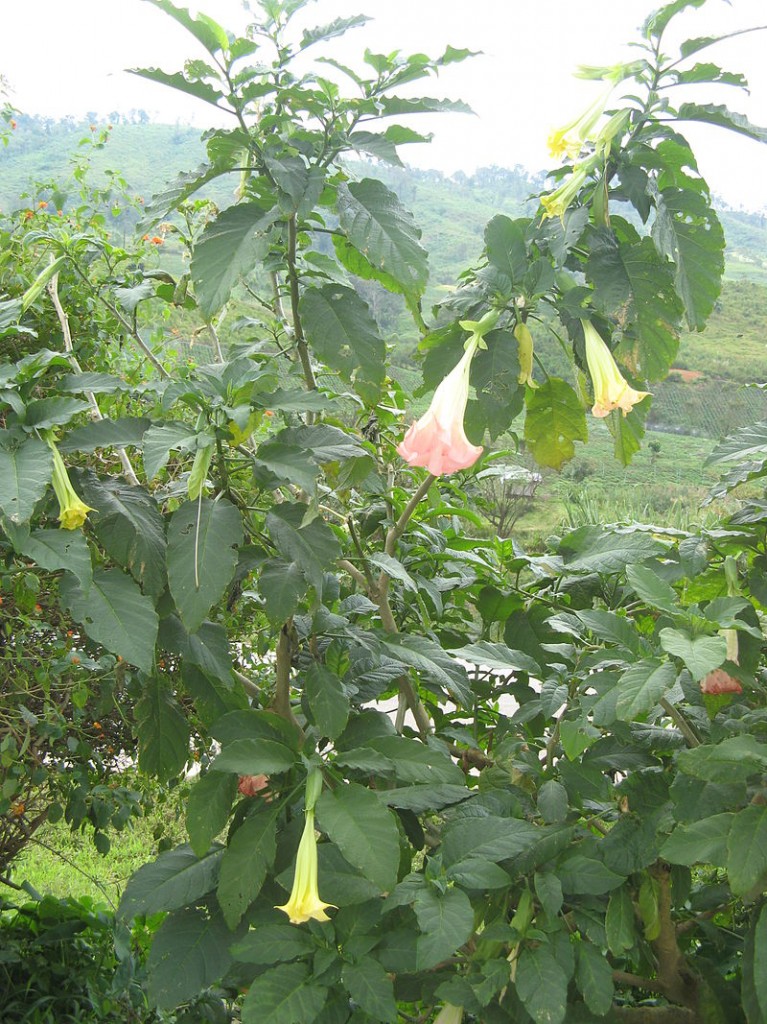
[625,563,679,615]
[605,886,636,954]
[484,215,528,285]
[167,497,243,632]
[186,771,238,857]
[524,378,588,470]
[559,525,666,574]
[0,432,52,524]
[23,396,91,429]
[660,813,733,867]
[231,923,315,965]
[727,805,767,896]
[58,417,151,453]
[305,663,349,740]
[587,232,683,380]
[211,738,296,776]
[337,178,427,298]
[136,676,191,781]
[441,816,540,869]
[615,659,677,720]
[78,472,166,596]
[316,783,399,893]
[299,284,385,402]
[191,203,279,316]
[453,640,540,676]
[259,557,307,624]
[341,960,397,1023]
[677,736,767,782]
[217,807,279,928]
[159,615,234,683]
[414,886,474,970]
[676,102,767,144]
[60,568,158,673]
[147,903,235,1010]
[515,946,568,1024]
[265,503,341,595]
[4,524,92,585]
[659,628,726,680]
[652,186,724,330]
[138,0,228,55]
[575,942,614,1016]
[240,963,327,1024]
[117,844,223,920]
[381,634,471,706]
[754,904,767,1020]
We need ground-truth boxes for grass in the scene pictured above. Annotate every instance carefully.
[7,788,188,910]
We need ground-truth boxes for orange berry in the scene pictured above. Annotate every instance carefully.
[34,604,42,612]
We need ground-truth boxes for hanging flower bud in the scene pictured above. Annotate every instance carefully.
[540,164,589,222]
[581,320,650,417]
[514,321,539,389]
[49,442,94,530]
[700,669,742,695]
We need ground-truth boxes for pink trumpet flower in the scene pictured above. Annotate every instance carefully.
[397,337,483,476]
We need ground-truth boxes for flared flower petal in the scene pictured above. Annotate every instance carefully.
[700,668,742,695]
[433,1004,464,1024]
[49,442,94,530]
[547,85,615,161]
[397,337,483,476]
[276,809,336,925]
[582,320,649,417]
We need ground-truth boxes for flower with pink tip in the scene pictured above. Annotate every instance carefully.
[700,669,742,696]
[397,337,483,476]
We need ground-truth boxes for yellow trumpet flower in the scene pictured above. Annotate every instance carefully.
[276,808,336,925]
[540,164,589,222]
[49,442,94,530]
[582,320,650,418]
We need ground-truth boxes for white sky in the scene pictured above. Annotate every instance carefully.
[2,0,767,210]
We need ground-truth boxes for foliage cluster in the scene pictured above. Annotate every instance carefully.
[2,1,767,1023]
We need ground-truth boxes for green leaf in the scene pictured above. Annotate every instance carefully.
[660,813,733,867]
[136,676,191,781]
[575,609,641,652]
[376,784,473,813]
[58,417,151,453]
[0,433,52,524]
[587,232,682,381]
[754,904,767,1020]
[142,422,199,480]
[484,215,528,285]
[557,855,624,895]
[117,844,222,920]
[138,1,228,55]
[4,524,92,585]
[659,628,726,680]
[363,736,464,786]
[231,922,315,964]
[559,525,666,574]
[59,372,130,395]
[183,664,248,726]
[380,634,471,706]
[147,903,234,1010]
[240,963,327,1024]
[414,886,474,970]
[341,960,396,1023]
[442,816,540,869]
[515,946,568,1024]
[677,736,767,782]
[60,568,158,673]
[625,564,679,615]
[217,807,278,928]
[259,558,307,624]
[316,783,400,893]
[615,659,677,720]
[299,284,385,403]
[23,396,91,429]
[368,551,417,592]
[253,442,319,494]
[266,503,341,596]
[453,640,540,676]
[643,0,706,39]
[524,378,588,470]
[160,615,234,683]
[534,871,564,918]
[537,781,569,824]
[576,942,614,1016]
[305,663,349,740]
[186,771,238,857]
[167,497,243,632]
[606,886,636,954]
[676,102,767,144]
[337,178,427,299]
[706,420,767,467]
[652,187,724,330]
[191,203,279,316]
[78,472,166,596]
[211,738,296,776]
[727,805,767,896]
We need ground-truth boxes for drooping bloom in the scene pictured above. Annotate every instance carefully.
[276,808,336,925]
[237,773,269,797]
[548,85,615,162]
[700,668,742,696]
[397,333,486,476]
[49,442,94,530]
[581,320,650,418]
[540,164,589,222]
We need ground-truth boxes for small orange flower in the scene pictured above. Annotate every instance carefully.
[10,119,16,130]
[11,801,25,817]
[34,604,42,613]
[38,200,48,209]
[24,210,33,221]
[71,656,80,665]
[93,721,102,730]
[90,124,97,132]
[264,410,274,417]
[150,236,164,245]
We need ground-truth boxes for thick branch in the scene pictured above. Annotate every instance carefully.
[385,474,436,556]
[651,863,699,1010]
[286,216,317,402]
[271,622,302,737]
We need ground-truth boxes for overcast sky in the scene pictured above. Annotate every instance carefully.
[2,0,767,209]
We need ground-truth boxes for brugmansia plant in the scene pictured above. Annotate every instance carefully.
[2,0,767,1021]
